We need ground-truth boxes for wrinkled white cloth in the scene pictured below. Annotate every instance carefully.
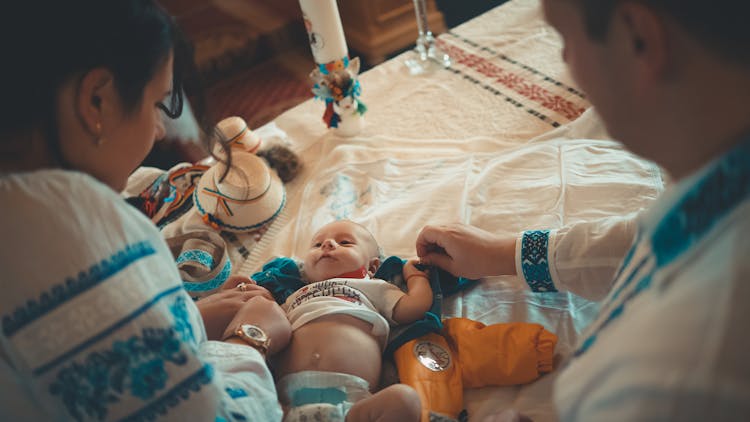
[0,169,281,421]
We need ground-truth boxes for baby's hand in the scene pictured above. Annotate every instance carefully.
[403,258,429,282]
[392,258,433,324]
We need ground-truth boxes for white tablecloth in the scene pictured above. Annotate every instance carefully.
[177,0,665,419]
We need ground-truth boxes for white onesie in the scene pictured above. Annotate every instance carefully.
[282,277,406,349]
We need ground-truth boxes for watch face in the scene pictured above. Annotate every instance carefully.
[241,324,268,342]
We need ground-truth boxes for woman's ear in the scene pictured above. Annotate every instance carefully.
[76,67,115,138]
[367,257,381,276]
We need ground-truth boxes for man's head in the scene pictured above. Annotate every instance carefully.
[303,220,382,283]
[570,1,750,66]
[543,0,750,178]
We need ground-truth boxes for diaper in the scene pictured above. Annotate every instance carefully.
[278,370,371,422]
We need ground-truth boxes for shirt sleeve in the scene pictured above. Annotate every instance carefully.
[515,214,639,300]
[368,279,409,325]
[0,171,282,421]
[200,342,283,421]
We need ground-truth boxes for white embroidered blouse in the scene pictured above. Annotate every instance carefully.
[0,169,282,421]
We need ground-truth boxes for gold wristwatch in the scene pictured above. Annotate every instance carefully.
[223,323,271,357]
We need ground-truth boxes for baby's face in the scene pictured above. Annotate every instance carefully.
[303,221,378,283]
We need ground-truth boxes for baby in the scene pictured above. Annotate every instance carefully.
[273,220,432,422]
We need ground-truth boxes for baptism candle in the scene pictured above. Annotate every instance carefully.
[299,0,348,64]
[299,0,367,136]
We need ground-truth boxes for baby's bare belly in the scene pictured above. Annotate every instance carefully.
[274,314,383,388]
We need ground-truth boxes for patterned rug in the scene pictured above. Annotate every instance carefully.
[205,48,314,130]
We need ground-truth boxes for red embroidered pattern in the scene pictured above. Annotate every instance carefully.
[438,40,586,121]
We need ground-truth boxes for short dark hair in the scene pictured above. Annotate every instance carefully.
[0,0,189,139]
[573,0,750,66]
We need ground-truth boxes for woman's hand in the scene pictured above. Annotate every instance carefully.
[416,223,517,279]
[196,275,274,341]
[222,296,292,357]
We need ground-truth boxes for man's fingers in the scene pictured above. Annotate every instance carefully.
[419,252,454,274]
[416,225,445,257]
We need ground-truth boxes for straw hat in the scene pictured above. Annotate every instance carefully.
[194,152,285,232]
[213,116,262,158]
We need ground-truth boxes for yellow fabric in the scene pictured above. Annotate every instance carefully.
[394,333,464,422]
[442,318,557,388]
[393,319,557,420]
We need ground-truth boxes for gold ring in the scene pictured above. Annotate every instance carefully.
[237,282,249,292]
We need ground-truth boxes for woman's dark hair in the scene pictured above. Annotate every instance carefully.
[572,0,750,66]
[0,0,190,153]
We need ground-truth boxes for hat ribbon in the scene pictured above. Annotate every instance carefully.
[225,124,249,146]
[201,178,271,218]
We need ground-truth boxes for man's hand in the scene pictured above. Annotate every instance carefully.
[416,223,517,279]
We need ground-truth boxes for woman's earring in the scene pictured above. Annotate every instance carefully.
[95,122,106,146]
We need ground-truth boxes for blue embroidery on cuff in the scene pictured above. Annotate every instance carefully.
[521,230,558,292]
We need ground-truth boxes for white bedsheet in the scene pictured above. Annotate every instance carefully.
[226,1,664,420]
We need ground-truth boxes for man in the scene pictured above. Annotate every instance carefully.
[417,0,750,420]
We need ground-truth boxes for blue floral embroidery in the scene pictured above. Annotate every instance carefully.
[170,295,197,350]
[130,359,167,399]
[2,241,156,337]
[216,410,248,422]
[121,364,214,422]
[226,387,248,399]
[49,325,188,420]
[521,230,558,292]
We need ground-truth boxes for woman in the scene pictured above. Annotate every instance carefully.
[0,1,290,420]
